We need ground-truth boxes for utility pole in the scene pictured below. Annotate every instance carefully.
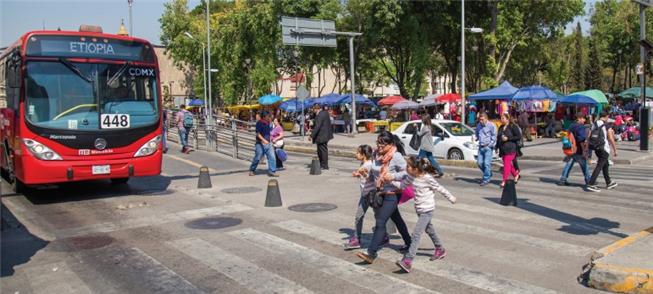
[127,0,133,36]
[461,0,465,125]
[206,0,213,124]
[638,1,650,151]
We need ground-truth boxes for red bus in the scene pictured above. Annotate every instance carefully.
[0,26,163,193]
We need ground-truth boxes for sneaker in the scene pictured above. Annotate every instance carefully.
[585,185,600,192]
[344,237,361,250]
[268,173,279,177]
[608,160,614,166]
[396,258,413,273]
[557,180,569,186]
[430,247,447,261]
[249,171,256,176]
[606,182,618,190]
[356,252,376,264]
[480,180,490,186]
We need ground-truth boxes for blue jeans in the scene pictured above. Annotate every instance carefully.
[367,195,411,257]
[418,149,443,174]
[477,146,493,182]
[178,127,189,149]
[250,143,277,174]
[560,154,590,185]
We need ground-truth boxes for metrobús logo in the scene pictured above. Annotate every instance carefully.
[78,149,114,156]
[69,42,115,55]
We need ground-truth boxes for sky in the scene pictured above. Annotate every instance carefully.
[2,0,595,48]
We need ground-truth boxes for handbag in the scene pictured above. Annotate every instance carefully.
[273,139,284,148]
[365,189,384,209]
[275,149,288,162]
[409,134,421,150]
[398,185,415,205]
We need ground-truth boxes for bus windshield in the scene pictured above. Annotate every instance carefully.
[25,61,158,131]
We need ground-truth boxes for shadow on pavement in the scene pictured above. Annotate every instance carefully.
[453,177,503,187]
[1,204,49,277]
[538,177,586,188]
[483,197,627,238]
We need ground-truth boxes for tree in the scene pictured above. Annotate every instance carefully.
[585,38,603,90]
[571,22,585,91]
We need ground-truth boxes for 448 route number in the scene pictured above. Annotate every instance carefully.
[100,114,130,129]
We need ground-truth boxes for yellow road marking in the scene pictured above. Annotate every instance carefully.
[596,227,653,258]
[591,262,653,293]
[165,154,217,173]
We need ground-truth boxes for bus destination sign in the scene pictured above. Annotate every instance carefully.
[26,35,154,62]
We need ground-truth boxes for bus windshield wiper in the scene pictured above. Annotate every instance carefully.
[58,58,93,83]
[106,62,131,86]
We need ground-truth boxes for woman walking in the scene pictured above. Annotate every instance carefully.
[416,114,444,177]
[271,118,285,170]
[357,131,412,264]
[496,113,521,187]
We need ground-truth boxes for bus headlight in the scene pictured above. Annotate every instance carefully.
[23,139,63,160]
[134,136,161,157]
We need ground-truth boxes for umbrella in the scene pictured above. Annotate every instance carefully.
[258,94,282,105]
[188,99,204,106]
[559,94,598,105]
[437,93,461,103]
[338,94,375,106]
[391,100,419,110]
[377,95,406,106]
[279,98,307,112]
[468,81,518,101]
[512,86,559,100]
[618,87,653,99]
[567,89,608,104]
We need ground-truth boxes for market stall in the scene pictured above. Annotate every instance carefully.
[468,81,519,119]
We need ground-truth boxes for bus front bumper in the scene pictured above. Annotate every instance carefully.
[19,151,162,185]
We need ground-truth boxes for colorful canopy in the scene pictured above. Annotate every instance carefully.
[512,85,559,100]
[567,89,608,104]
[391,100,419,110]
[279,98,307,112]
[305,93,342,107]
[188,99,204,106]
[559,95,598,105]
[377,95,406,106]
[468,81,518,101]
[338,94,375,106]
[258,94,282,105]
[437,93,461,103]
[618,87,653,99]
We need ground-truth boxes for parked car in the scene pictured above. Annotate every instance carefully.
[392,119,479,161]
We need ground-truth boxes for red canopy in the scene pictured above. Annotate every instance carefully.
[437,93,461,103]
[377,95,406,106]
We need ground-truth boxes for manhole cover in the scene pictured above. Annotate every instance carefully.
[49,235,115,252]
[221,187,262,194]
[288,203,338,213]
[185,217,242,230]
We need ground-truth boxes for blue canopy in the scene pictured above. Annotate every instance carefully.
[512,86,559,100]
[279,98,308,112]
[258,94,282,105]
[559,94,598,105]
[338,94,375,106]
[305,93,342,107]
[468,81,518,101]
[188,99,204,106]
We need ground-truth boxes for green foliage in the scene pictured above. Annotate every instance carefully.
[572,22,585,91]
[585,38,603,90]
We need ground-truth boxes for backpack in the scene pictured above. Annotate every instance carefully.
[588,122,605,150]
[562,130,576,156]
[182,111,194,128]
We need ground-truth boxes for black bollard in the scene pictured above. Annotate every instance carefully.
[309,157,321,175]
[197,166,212,189]
[499,180,517,206]
[265,179,282,207]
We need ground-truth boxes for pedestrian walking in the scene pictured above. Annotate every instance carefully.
[518,111,533,142]
[558,112,591,186]
[343,106,352,134]
[175,104,193,154]
[344,145,377,250]
[392,156,457,273]
[356,131,412,264]
[271,117,285,170]
[586,112,618,192]
[496,113,521,187]
[511,117,524,174]
[416,114,444,177]
[310,104,334,170]
[249,111,278,177]
[162,109,169,153]
[475,113,496,186]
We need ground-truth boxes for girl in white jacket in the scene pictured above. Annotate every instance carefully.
[387,156,457,273]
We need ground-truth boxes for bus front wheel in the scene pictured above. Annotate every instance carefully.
[111,177,129,185]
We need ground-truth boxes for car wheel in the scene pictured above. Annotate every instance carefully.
[447,148,464,160]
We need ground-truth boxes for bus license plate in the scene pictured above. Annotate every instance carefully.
[92,165,111,175]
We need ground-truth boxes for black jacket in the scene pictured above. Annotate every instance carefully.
[311,110,334,144]
[497,123,521,157]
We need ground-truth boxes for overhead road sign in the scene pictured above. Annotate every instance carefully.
[281,17,337,47]
[633,0,652,7]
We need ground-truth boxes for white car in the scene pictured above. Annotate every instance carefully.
[392,119,479,161]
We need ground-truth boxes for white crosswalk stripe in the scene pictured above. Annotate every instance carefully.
[167,237,314,294]
[55,203,253,238]
[230,228,441,294]
[24,261,93,294]
[273,220,559,294]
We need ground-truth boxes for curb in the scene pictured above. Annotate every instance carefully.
[581,227,653,294]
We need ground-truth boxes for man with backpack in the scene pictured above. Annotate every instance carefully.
[558,112,590,186]
[175,104,194,154]
[586,111,618,192]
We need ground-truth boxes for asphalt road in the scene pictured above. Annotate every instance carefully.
[1,143,652,294]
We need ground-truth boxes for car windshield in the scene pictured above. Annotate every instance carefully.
[25,61,158,131]
[439,122,474,136]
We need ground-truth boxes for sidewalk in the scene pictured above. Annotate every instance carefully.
[581,227,653,294]
[284,133,653,165]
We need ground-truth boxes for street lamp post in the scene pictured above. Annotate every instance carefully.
[460,0,483,125]
[127,0,133,36]
[184,32,208,117]
[639,3,649,151]
[206,0,213,124]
